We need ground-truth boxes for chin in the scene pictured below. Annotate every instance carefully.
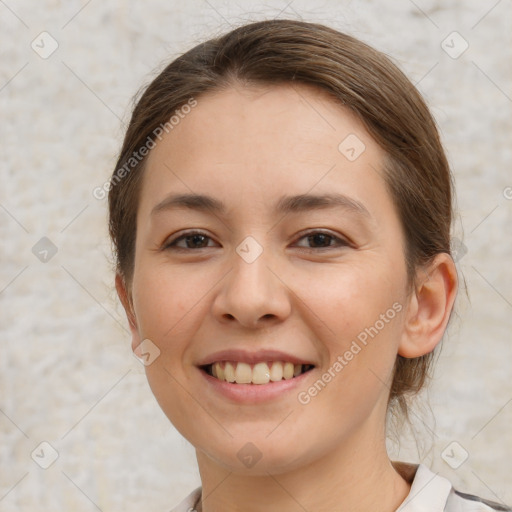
[193,432,320,476]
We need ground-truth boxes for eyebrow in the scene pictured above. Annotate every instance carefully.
[151,192,371,218]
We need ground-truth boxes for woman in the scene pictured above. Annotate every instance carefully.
[108,19,510,512]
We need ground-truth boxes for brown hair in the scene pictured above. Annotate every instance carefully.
[108,19,454,420]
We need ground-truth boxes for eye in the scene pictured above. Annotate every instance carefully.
[294,230,350,250]
[163,229,350,252]
[163,230,217,250]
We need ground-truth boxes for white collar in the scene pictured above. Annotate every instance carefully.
[395,463,452,512]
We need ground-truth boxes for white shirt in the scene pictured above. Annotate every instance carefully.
[170,463,511,511]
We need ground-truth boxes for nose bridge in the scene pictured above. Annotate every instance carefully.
[231,234,276,299]
[213,233,290,326]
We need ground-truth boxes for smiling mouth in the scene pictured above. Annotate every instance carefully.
[201,361,315,385]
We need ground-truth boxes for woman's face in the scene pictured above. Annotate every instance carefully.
[127,83,413,474]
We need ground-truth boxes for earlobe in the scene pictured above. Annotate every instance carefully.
[115,273,142,351]
[398,253,458,358]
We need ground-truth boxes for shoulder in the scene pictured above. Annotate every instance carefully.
[447,490,512,511]
[171,467,512,512]
[169,487,202,512]
[394,462,511,512]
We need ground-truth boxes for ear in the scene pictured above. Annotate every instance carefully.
[398,253,458,358]
[115,273,142,352]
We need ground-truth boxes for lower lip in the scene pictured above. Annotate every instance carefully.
[199,368,314,404]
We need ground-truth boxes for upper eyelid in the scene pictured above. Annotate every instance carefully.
[164,230,217,246]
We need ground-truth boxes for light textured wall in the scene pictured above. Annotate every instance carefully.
[1,1,510,510]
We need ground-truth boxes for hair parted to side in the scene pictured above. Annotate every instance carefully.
[108,19,454,422]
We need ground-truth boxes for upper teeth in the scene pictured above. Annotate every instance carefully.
[210,361,308,385]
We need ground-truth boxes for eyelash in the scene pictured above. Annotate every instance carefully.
[163,230,350,252]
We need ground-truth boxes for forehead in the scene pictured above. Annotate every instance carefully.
[139,83,389,219]
[148,82,375,158]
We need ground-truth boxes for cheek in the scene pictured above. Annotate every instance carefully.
[130,264,212,435]
[132,262,208,346]
[293,259,404,341]
[292,261,405,396]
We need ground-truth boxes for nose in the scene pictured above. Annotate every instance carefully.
[211,242,291,329]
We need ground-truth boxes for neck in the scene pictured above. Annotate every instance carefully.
[195,419,411,512]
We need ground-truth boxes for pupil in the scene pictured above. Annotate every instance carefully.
[189,235,206,248]
[310,233,330,247]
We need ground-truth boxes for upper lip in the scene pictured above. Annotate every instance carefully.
[197,349,316,367]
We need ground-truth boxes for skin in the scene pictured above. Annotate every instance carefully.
[117,82,458,512]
